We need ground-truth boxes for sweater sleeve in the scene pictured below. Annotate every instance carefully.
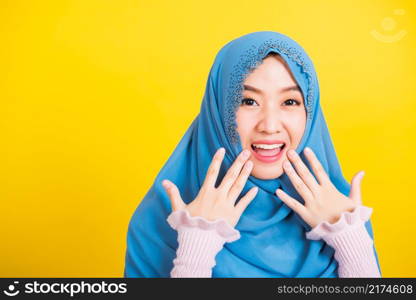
[166,210,240,278]
[167,206,381,278]
[305,205,381,278]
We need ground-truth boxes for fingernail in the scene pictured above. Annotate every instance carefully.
[162,180,171,189]
[304,147,312,153]
[218,147,225,155]
[288,150,296,157]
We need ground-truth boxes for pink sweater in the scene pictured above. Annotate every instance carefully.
[167,205,381,278]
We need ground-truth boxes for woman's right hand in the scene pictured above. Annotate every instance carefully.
[162,147,258,228]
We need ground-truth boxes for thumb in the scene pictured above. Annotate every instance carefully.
[162,180,186,212]
[349,171,365,205]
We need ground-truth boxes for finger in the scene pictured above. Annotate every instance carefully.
[282,160,314,203]
[228,160,253,201]
[276,188,310,221]
[202,147,226,190]
[218,149,251,192]
[162,180,186,211]
[235,186,258,216]
[303,147,331,185]
[349,170,365,205]
[287,149,320,194]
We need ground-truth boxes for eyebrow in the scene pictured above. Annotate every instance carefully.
[243,84,301,94]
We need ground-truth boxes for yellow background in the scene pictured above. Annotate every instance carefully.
[1,0,415,277]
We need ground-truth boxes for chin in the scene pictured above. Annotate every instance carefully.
[251,165,284,180]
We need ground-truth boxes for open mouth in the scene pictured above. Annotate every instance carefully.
[251,143,286,157]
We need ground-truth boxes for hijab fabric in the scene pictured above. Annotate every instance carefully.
[124,31,381,277]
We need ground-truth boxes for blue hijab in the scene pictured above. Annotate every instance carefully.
[124,31,381,277]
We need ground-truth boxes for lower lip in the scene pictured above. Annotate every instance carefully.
[250,145,286,163]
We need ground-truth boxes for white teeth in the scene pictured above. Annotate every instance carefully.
[252,143,284,150]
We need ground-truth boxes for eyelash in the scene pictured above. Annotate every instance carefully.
[241,98,301,106]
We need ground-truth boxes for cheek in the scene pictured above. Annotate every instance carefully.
[287,112,306,142]
[236,111,255,143]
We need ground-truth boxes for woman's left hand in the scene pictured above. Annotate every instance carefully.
[275,147,365,228]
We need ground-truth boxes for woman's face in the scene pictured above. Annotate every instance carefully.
[236,54,307,180]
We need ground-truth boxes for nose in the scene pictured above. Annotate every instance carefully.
[256,107,283,134]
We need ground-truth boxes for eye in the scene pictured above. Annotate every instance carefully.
[283,99,301,106]
[241,98,259,106]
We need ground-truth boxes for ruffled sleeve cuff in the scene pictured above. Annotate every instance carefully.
[167,210,241,277]
[305,205,381,278]
[167,209,241,243]
[305,205,373,241]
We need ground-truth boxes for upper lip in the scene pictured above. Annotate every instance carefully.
[251,140,286,145]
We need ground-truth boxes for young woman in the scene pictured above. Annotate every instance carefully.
[124,31,382,278]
